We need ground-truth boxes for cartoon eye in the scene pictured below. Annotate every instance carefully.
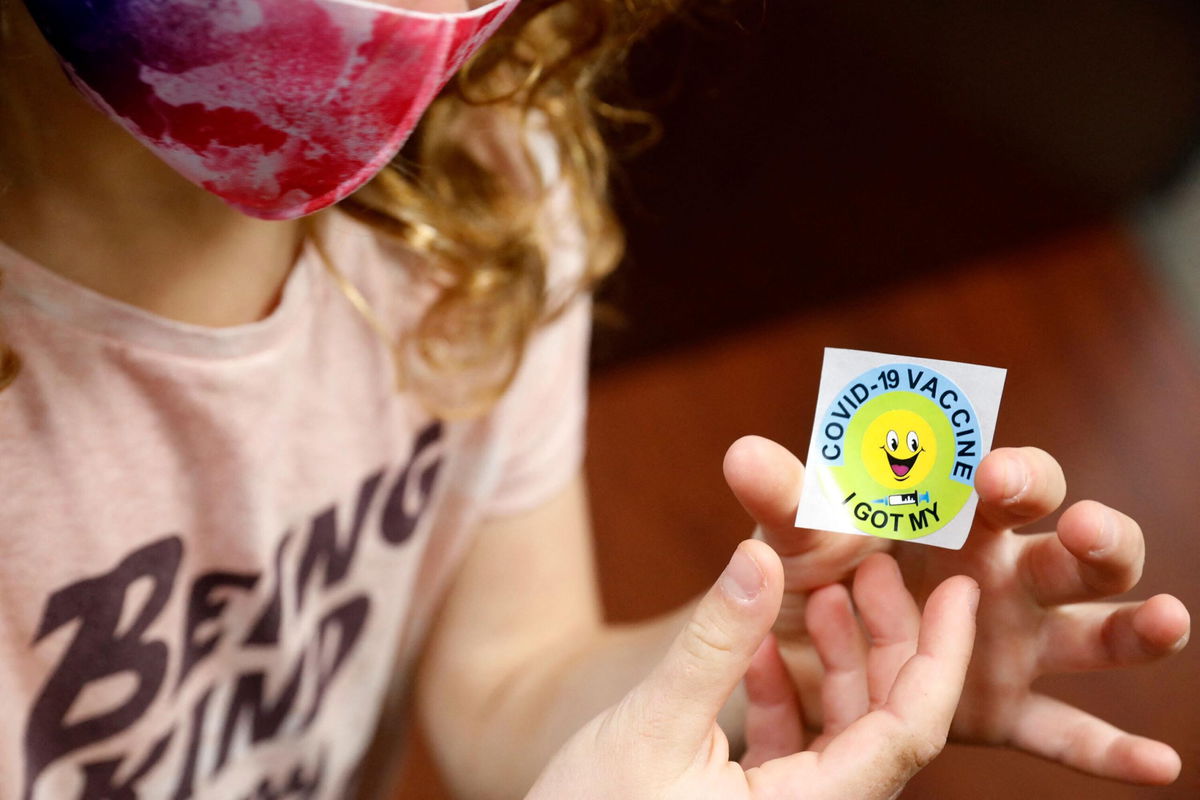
[886,430,899,452]
[907,430,920,452]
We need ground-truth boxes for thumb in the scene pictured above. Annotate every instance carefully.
[623,539,784,765]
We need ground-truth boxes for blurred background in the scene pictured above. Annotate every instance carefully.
[399,1,1200,796]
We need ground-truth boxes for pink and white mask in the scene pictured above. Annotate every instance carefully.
[22,0,520,219]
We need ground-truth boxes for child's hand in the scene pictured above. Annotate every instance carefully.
[724,436,1191,786]
[526,542,978,800]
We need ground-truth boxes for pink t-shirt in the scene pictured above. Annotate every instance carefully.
[0,196,589,799]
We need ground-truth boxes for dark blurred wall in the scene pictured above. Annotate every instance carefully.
[596,0,1200,365]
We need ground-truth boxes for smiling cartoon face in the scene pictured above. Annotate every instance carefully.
[862,409,937,487]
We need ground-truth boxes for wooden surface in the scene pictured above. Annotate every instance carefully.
[394,222,1200,798]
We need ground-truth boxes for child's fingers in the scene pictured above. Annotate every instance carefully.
[806,583,869,741]
[851,553,920,709]
[1007,693,1182,785]
[881,575,979,738]
[1036,595,1190,674]
[1017,501,1145,606]
[740,634,804,769]
[974,447,1067,532]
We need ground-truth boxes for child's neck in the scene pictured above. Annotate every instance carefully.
[0,3,305,328]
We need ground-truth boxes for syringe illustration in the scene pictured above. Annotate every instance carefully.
[872,491,931,507]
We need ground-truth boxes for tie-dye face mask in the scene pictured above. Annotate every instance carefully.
[22,0,520,219]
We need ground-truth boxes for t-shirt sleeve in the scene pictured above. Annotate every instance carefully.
[480,290,591,518]
[475,124,595,516]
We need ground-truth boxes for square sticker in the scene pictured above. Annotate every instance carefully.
[794,348,1006,550]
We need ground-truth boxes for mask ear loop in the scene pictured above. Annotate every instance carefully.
[0,343,17,391]
[304,216,408,393]
[0,273,20,392]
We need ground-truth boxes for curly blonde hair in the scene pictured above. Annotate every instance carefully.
[330,0,686,416]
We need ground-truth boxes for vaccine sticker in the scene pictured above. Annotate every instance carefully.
[794,348,1006,550]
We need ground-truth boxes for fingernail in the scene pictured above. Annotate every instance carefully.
[721,546,763,602]
[1087,511,1116,558]
[1002,457,1026,501]
[1171,631,1189,653]
[968,584,981,614]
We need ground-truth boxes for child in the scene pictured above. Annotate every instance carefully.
[0,0,1188,798]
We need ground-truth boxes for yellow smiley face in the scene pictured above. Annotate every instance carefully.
[862,409,938,488]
